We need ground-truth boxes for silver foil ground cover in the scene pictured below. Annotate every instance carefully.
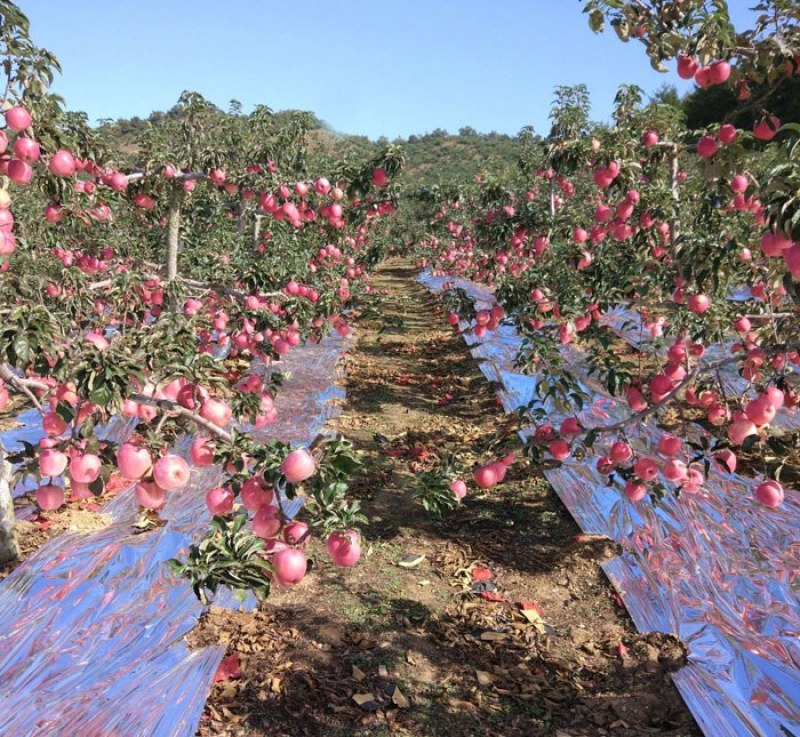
[419,270,800,737]
[0,331,351,736]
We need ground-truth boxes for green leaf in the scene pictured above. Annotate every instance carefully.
[55,400,75,424]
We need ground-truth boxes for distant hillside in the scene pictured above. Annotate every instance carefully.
[307,125,527,187]
[397,128,523,186]
[98,107,528,188]
[93,71,800,188]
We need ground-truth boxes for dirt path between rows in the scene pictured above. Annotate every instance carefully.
[196,259,700,737]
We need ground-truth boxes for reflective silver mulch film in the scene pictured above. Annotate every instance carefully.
[0,331,351,737]
[419,271,800,737]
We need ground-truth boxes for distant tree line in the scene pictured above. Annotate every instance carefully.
[652,76,800,129]
[95,74,798,188]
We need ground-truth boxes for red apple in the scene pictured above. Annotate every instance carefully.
[135,481,167,510]
[677,54,699,80]
[117,443,152,480]
[326,529,362,567]
[12,136,39,163]
[283,521,310,546]
[70,453,102,483]
[48,149,77,177]
[473,464,498,489]
[281,448,316,483]
[253,505,281,538]
[206,486,234,515]
[152,454,190,490]
[272,548,308,585]
[36,484,64,511]
[5,106,32,132]
[450,479,467,500]
[199,398,232,428]
[609,440,632,464]
[754,480,784,507]
[39,448,68,477]
[624,480,647,502]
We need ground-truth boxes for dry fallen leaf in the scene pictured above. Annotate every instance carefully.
[391,686,409,708]
[353,692,379,710]
[398,553,426,568]
[520,608,547,634]
[352,665,366,681]
[220,706,241,723]
[218,681,238,700]
[475,670,494,687]
[479,630,507,642]
[448,697,479,713]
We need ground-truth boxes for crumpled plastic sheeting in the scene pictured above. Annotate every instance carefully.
[0,408,48,516]
[729,286,755,302]
[1,408,45,459]
[419,270,800,737]
[0,403,138,505]
[599,304,658,348]
[0,330,351,737]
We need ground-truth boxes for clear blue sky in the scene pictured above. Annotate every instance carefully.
[21,1,754,140]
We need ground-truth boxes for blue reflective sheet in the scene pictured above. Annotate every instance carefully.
[419,270,800,737]
[0,330,351,737]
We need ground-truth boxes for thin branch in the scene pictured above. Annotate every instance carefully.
[0,365,235,441]
[125,169,210,184]
[154,410,170,436]
[722,70,792,125]
[87,271,285,301]
[87,271,163,291]
[130,393,233,442]
[0,365,44,411]
[584,341,800,436]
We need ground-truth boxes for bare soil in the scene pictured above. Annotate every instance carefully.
[194,260,700,737]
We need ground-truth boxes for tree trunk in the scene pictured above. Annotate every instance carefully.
[0,447,19,566]
[166,185,182,282]
[669,146,681,245]
[252,214,263,251]
[236,194,248,235]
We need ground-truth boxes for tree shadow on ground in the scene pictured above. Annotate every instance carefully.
[197,258,700,737]
[206,589,697,737]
